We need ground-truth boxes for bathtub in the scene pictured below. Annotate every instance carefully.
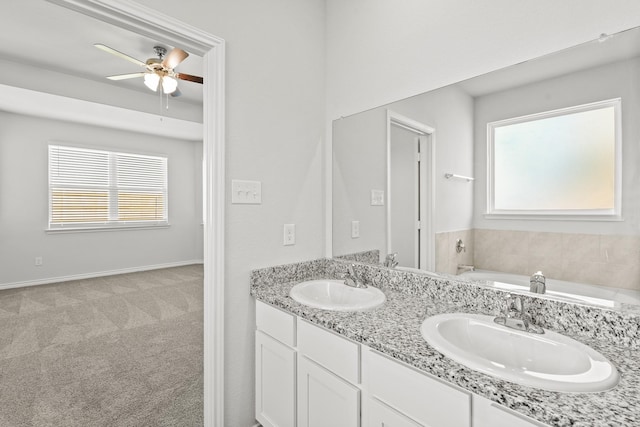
[458,269,640,307]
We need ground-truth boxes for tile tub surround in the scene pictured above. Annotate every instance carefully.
[251,259,640,427]
[472,230,640,291]
[436,229,475,275]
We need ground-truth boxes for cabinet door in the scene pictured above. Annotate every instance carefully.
[472,395,549,427]
[366,397,423,427]
[297,355,360,427]
[256,331,296,427]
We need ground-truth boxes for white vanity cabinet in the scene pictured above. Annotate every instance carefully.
[255,301,360,427]
[255,300,550,427]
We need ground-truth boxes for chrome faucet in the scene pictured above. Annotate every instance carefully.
[344,263,367,288]
[494,294,544,334]
[384,252,398,268]
[530,271,546,294]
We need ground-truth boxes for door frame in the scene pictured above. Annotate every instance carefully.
[45,1,226,425]
[386,110,435,271]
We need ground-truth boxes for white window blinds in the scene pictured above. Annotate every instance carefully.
[49,145,168,229]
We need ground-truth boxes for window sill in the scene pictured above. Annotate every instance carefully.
[46,224,170,234]
[483,213,623,222]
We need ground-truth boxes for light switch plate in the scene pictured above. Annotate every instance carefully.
[232,180,262,204]
[371,190,384,206]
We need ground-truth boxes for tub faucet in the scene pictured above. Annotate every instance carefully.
[344,264,367,288]
[494,294,544,334]
[384,252,398,268]
[530,271,546,294]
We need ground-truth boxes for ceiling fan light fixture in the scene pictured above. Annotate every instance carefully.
[162,75,178,94]
[144,73,160,91]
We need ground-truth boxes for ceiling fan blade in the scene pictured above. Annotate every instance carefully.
[94,43,146,67]
[163,47,189,69]
[107,72,146,80]
[176,73,204,84]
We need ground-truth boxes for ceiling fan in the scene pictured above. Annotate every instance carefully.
[95,44,203,97]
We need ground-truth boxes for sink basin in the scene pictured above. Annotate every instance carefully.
[420,313,619,392]
[289,279,385,311]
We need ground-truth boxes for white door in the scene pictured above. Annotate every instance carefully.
[297,355,360,427]
[390,124,420,268]
[255,331,296,427]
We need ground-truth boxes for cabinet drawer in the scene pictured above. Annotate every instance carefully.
[472,394,549,427]
[297,319,360,384]
[366,397,423,427]
[363,349,471,427]
[256,300,296,347]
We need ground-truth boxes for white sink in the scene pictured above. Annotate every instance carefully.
[420,313,619,392]
[290,279,385,311]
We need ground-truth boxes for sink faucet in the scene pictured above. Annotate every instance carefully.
[494,294,544,334]
[344,264,367,288]
[530,271,546,294]
[384,252,398,268]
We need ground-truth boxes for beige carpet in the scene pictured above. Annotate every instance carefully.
[0,265,204,426]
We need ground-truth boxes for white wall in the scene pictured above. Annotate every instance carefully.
[473,57,640,235]
[326,0,640,120]
[130,1,327,426]
[332,107,387,257]
[0,111,203,285]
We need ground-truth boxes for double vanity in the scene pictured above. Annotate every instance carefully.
[251,258,640,427]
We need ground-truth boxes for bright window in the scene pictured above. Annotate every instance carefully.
[487,99,621,219]
[48,144,168,230]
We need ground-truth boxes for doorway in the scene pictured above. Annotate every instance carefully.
[45,1,226,425]
[386,110,435,271]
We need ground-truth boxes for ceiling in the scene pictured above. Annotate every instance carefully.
[0,0,203,106]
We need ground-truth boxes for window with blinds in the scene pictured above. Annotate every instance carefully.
[48,144,168,229]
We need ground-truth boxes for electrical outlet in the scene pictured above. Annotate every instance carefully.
[283,224,295,246]
[35,257,43,266]
[351,220,360,238]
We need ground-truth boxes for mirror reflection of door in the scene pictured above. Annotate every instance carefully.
[388,122,433,270]
[390,125,420,268]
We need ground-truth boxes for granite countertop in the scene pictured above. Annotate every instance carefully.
[251,274,640,427]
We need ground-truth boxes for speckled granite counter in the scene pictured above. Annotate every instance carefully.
[250,258,640,427]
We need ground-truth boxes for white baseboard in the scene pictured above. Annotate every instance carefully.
[0,259,204,291]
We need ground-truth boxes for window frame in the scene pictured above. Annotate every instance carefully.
[47,143,169,232]
[485,98,622,221]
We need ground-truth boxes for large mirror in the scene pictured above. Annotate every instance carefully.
[332,26,640,307]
